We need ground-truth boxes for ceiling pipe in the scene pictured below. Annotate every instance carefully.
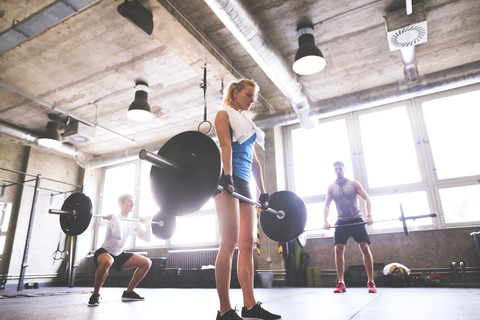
[254,61,480,128]
[0,81,136,144]
[204,0,315,128]
[0,120,87,168]
[400,46,418,83]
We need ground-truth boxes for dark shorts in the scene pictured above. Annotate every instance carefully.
[93,248,133,271]
[334,218,371,245]
[214,173,252,203]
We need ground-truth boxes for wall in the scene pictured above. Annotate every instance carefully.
[0,139,84,288]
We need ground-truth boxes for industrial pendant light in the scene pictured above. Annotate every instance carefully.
[292,24,326,75]
[127,80,154,121]
[37,121,62,148]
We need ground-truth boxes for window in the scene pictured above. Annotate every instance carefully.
[304,202,334,238]
[0,202,12,258]
[369,191,432,231]
[136,161,166,247]
[170,214,217,246]
[421,89,480,180]
[97,163,136,250]
[439,184,480,224]
[358,106,421,188]
[290,119,352,197]
[284,84,480,237]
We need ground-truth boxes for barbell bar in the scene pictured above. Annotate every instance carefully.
[48,209,166,226]
[304,213,437,236]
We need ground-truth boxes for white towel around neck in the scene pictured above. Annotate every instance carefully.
[225,105,265,149]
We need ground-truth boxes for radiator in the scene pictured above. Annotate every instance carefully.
[167,248,238,269]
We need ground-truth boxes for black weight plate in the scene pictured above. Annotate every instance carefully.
[59,192,92,236]
[150,131,221,216]
[260,191,307,242]
[151,210,177,240]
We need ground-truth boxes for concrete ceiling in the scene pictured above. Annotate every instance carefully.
[0,0,479,165]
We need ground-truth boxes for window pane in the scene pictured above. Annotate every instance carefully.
[0,203,12,256]
[359,106,421,188]
[422,90,480,179]
[439,185,480,224]
[98,163,137,250]
[138,162,160,218]
[369,191,432,231]
[0,236,5,256]
[170,214,217,245]
[135,222,166,247]
[291,119,352,197]
[304,202,334,238]
[102,164,136,214]
[0,202,12,232]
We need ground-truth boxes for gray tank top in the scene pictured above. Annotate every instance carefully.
[329,179,360,221]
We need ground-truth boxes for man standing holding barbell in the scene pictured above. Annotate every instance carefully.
[323,161,377,294]
[88,194,152,307]
[213,79,281,320]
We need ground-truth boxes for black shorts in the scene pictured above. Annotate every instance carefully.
[93,248,133,271]
[334,218,371,245]
[214,173,252,203]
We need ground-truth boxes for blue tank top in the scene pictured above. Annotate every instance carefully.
[231,131,256,181]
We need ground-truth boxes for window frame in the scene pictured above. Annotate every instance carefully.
[283,83,480,240]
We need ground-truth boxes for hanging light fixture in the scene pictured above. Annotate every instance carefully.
[292,23,326,75]
[37,121,62,148]
[127,80,154,121]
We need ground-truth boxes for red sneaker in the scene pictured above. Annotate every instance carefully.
[334,282,346,293]
[367,281,377,293]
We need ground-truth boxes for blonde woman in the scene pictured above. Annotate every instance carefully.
[213,79,281,320]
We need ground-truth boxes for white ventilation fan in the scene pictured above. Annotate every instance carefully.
[387,20,427,51]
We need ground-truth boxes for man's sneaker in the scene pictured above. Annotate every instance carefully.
[367,281,377,293]
[241,302,281,320]
[88,293,100,307]
[334,282,346,293]
[121,290,144,301]
[216,308,243,320]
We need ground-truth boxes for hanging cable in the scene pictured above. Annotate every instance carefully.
[198,64,213,134]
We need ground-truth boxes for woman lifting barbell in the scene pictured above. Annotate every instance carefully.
[213,79,281,320]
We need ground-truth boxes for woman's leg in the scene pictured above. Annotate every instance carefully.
[237,202,256,309]
[215,193,240,314]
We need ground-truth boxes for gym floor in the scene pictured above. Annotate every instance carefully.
[0,286,479,319]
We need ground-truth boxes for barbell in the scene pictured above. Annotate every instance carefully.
[48,131,307,242]
[48,192,176,239]
[297,203,438,247]
[139,130,307,242]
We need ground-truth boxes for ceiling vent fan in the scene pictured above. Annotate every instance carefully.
[387,20,427,51]
[384,2,427,83]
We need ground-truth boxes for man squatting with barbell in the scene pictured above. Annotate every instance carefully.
[324,161,377,294]
[88,194,153,306]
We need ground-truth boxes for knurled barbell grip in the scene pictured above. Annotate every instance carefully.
[216,186,285,219]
